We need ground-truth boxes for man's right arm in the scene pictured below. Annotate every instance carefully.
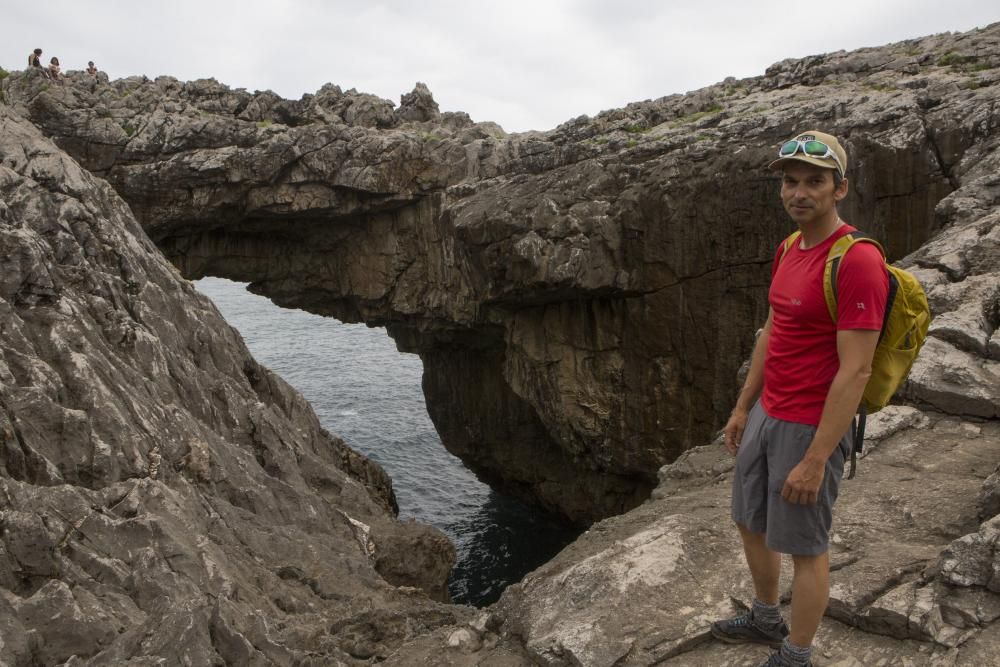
[723,308,773,454]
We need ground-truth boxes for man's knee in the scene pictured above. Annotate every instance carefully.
[791,552,829,575]
[736,523,773,556]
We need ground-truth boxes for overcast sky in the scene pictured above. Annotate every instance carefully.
[4,1,997,133]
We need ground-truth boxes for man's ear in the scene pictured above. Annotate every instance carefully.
[834,177,849,202]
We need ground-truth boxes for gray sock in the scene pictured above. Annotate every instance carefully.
[751,598,782,627]
[779,637,812,666]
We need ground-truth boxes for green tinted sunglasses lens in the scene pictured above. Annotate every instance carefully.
[802,140,829,156]
[779,140,800,156]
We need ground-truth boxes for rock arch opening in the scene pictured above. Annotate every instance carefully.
[194,276,579,605]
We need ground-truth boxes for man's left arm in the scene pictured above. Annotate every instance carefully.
[780,328,879,504]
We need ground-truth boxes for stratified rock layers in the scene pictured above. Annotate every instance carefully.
[0,20,998,667]
[6,27,997,522]
[0,108,460,665]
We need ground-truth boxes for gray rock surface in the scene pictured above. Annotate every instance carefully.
[7,23,998,523]
[1,20,999,667]
[0,107,460,665]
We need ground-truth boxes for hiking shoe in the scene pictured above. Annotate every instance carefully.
[758,651,812,667]
[710,611,788,648]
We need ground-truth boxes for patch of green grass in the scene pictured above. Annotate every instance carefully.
[421,132,443,142]
[624,124,650,134]
[865,82,894,92]
[122,123,136,137]
[962,78,985,90]
[0,68,9,81]
[626,139,638,148]
[937,51,983,73]
[694,135,711,142]
[937,51,972,66]
[256,119,273,128]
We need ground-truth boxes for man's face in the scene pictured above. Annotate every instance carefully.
[780,162,847,226]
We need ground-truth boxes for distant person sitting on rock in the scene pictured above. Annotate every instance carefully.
[28,48,51,77]
[48,56,62,79]
[86,61,98,76]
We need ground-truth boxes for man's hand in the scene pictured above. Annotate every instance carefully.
[780,458,825,504]
[723,408,748,455]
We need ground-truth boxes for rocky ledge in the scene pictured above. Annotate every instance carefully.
[381,25,1000,667]
[5,23,999,523]
[1,20,999,666]
[0,107,462,664]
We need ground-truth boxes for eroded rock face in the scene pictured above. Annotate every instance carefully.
[0,20,998,667]
[394,26,1000,661]
[6,25,998,523]
[0,108,459,665]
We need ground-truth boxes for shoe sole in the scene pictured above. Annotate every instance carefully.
[710,625,785,649]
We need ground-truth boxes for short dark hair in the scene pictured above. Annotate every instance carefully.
[34,48,42,55]
[833,170,844,189]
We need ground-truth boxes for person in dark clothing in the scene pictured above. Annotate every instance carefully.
[27,48,52,79]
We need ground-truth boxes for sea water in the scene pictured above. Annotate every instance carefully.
[195,277,579,605]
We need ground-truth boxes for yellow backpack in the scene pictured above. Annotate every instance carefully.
[779,230,932,477]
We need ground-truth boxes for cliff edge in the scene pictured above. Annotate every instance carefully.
[5,24,998,524]
[0,106,462,664]
[1,20,998,666]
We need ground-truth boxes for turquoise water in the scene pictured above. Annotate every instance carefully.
[195,277,578,605]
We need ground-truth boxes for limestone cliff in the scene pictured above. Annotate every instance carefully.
[0,107,461,664]
[6,25,997,524]
[1,20,999,666]
[391,27,1000,667]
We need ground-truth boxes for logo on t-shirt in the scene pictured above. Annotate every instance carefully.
[857,302,865,310]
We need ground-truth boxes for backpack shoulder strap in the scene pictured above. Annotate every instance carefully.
[778,231,801,265]
[822,231,886,322]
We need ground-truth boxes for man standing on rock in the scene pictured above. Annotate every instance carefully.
[711,130,888,667]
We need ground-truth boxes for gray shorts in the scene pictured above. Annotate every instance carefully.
[731,400,852,556]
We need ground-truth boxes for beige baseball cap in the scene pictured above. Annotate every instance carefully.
[768,130,847,177]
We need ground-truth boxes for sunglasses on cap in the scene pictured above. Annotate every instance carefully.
[778,139,844,176]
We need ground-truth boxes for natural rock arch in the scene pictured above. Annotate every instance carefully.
[3,27,995,524]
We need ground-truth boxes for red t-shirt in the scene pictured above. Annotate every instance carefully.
[761,224,888,426]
